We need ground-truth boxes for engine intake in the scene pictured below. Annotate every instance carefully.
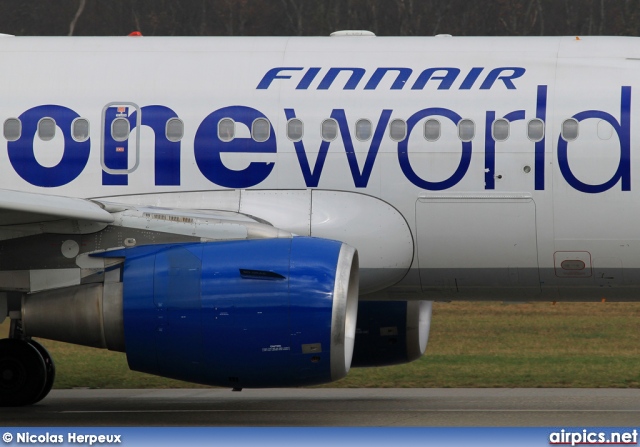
[352,300,431,367]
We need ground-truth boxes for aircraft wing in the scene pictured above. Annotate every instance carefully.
[0,189,114,226]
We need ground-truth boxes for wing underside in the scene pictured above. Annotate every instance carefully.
[0,189,114,225]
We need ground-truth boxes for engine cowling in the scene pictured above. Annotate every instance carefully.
[351,301,431,367]
[22,237,359,388]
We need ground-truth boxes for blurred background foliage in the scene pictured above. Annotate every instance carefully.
[0,0,638,37]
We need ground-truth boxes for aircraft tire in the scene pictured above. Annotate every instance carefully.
[0,338,47,407]
[27,339,55,404]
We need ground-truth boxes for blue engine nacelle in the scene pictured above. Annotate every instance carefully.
[351,301,431,367]
[22,237,359,389]
[117,238,359,388]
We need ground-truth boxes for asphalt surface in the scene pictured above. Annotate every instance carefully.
[1,388,639,426]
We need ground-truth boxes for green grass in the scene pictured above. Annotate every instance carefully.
[2,301,640,389]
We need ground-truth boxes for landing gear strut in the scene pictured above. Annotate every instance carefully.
[0,338,55,407]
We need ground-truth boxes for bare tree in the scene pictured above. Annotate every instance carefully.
[1,0,640,37]
[67,0,86,36]
[280,0,305,35]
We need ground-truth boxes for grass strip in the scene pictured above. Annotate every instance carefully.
[1,301,638,388]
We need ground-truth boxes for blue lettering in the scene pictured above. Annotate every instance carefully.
[459,67,484,90]
[535,85,547,190]
[8,105,89,187]
[284,108,330,187]
[411,68,460,90]
[484,111,496,189]
[318,68,366,90]
[333,109,392,187]
[194,106,276,188]
[102,105,136,186]
[102,105,181,186]
[558,86,631,193]
[258,66,526,90]
[138,106,181,186]
[256,67,303,89]
[285,109,392,187]
[484,109,525,190]
[364,68,412,90]
[398,108,472,190]
[480,67,526,90]
[296,67,321,90]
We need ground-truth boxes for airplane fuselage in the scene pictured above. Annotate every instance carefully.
[1,35,639,301]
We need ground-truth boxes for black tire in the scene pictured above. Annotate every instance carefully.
[27,340,55,404]
[0,339,46,407]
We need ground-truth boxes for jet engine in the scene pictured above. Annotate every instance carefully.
[21,237,359,388]
[351,300,431,367]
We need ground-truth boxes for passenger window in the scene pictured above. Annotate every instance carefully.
[458,119,475,142]
[287,118,303,141]
[389,119,406,142]
[424,119,440,141]
[218,118,235,142]
[252,118,270,142]
[562,118,579,141]
[112,117,130,142]
[597,120,613,140]
[355,119,372,141]
[321,119,338,141]
[4,118,21,141]
[38,118,56,141]
[527,119,544,142]
[72,118,90,142]
[492,119,509,141]
[165,118,184,142]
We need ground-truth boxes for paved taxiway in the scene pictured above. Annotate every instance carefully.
[2,388,639,426]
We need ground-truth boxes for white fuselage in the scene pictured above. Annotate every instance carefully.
[1,35,638,301]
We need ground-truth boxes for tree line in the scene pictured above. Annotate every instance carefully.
[1,0,640,37]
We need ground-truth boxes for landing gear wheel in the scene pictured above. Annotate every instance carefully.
[0,339,46,407]
[27,340,55,404]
